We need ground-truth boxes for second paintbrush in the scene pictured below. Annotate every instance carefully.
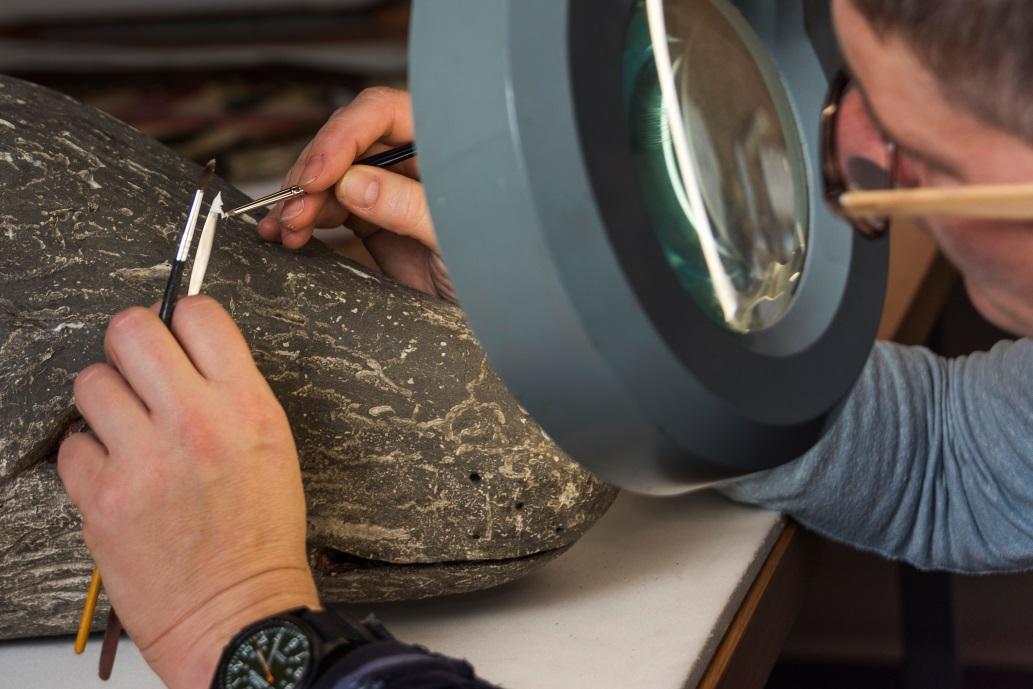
[160,159,217,324]
[223,142,416,219]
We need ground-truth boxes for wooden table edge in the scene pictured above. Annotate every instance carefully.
[695,521,823,689]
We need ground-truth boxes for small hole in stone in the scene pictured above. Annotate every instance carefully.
[514,501,525,510]
[554,526,565,534]
[469,533,481,540]
[469,472,481,483]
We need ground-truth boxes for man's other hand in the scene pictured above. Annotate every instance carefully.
[257,87,455,302]
[58,297,319,689]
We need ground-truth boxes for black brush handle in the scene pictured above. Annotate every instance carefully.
[356,143,416,169]
[159,259,186,327]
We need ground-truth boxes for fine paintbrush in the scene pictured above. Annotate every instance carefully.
[76,159,217,678]
[223,142,416,219]
[161,159,217,324]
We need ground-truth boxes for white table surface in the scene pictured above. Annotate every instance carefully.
[1,491,783,689]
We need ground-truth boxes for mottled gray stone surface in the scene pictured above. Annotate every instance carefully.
[0,76,617,640]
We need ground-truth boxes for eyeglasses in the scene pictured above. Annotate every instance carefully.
[820,70,1033,236]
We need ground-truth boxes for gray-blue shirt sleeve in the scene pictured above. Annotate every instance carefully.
[719,339,1033,574]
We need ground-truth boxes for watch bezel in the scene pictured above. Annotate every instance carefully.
[213,612,320,689]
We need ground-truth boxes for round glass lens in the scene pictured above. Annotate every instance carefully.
[624,0,810,333]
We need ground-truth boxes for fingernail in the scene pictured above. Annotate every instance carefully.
[342,169,380,210]
[299,154,324,186]
[280,198,305,222]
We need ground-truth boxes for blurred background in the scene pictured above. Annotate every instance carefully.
[0,0,410,264]
[3,2,1032,688]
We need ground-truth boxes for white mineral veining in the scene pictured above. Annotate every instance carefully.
[76,170,101,190]
[52,322,86,333]
[318,519,411,543]
[399,342,417,361]
[369,405,395,417]
[0,152,13,164]
[555,482,580,508]
[16,152,44,170]
[123,159,149,177]
[344,265,373,280]
[111,262,171,282]
[0,119,14,130]
[58,135,105,167]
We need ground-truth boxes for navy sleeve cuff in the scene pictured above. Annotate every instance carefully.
[314,640,501,689]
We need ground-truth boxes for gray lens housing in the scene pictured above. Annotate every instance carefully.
[410,0,888,494]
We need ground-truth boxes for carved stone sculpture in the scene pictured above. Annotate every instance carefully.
[0,75,617,640]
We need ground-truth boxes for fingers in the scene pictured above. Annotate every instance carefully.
[347,216,382,241]
[362,232,439,296]
[258,190,354,248]
[58,432,107,512]
[257,88,415,248]
[74,363,150,448]
[260,189,331,250]
[292,87,415,194]
[168,296,261,385]
[104,306,205,412]
[261,195,350,237]
[336,166,437,251]
[257,212,282,243]
[313,199,350,230]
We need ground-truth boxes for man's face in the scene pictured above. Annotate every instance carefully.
[832,0,1033,337]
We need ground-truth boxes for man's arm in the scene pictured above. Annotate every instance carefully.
[58,298,321,689]
[53,91,483,689]
[721,339,1033,573]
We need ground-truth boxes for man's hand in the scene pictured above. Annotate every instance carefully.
[257,87,455,302]
[58,297,319,689]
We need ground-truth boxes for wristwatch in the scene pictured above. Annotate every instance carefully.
[209,607,392,689]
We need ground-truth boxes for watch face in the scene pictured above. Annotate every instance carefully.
[220,620,314,689]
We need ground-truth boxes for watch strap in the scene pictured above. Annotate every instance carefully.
[295,608,395,650]
[210,607,395,689]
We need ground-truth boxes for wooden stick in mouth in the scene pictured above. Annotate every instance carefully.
[840,183,1033,221]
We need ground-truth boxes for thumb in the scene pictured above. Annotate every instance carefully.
[337,167,438,252]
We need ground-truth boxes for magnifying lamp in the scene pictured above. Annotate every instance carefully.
[410,0,888,494]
